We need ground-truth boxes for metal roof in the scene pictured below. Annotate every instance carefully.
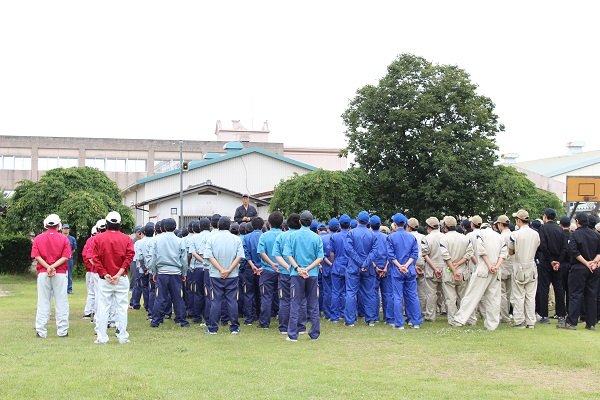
[514,150,600,178]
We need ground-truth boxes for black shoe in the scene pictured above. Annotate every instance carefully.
[585,325,596,331]
[164,315,172,320]
[557,323,576,330]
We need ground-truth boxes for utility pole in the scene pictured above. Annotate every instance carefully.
[179,140,183,229]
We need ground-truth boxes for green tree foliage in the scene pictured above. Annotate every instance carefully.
[5,167,134,237]
[485,165,564,221]
[0,234,32,274]
[342,53,503,219]
[269,169,370,222]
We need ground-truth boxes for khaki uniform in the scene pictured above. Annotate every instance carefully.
[421,230,445,321]
[440,231,474,322]
[454,228,508,330]
[508,225,540,326]
[410,230,427,312]
[499,228,513,322]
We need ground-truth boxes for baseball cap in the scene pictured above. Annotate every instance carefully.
[96,219,107,230]
[425,216,440,228]
[339,214,351,225]
[469,215,483,225]
[494,215,510,225]
[242,194,249,198]
[407,218,419,229]
[329,218,340,230]
[44,214,61,227]
[350,219,358,229]
[443,216,457,227]
[91,226,97,235]
[134,226,143,233]
[357,210,370,224]
[62,223,70,229]
[318,223,327,230]
[106,211,122,224]
[512,209,530,221]
[392,213,408,225]
[369,215,381,227]
[300,210,313,222]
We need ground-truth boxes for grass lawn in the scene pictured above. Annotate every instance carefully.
[0,274,599,400]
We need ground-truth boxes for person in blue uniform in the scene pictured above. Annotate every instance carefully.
[329,214,351,322]
[344,211,378,326]
[319,219,337,320]
[188,220,210,324]
[284,210,324,341]
[242,217,263,325]
[371,215,393,324]
[387,213,422,330]
[61,223,77,294]
[257,212,284,328]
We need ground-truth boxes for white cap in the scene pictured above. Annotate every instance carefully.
[96,219,107,230]
[43,214,61,227]
[91,226,97,235]
[106,211,121,224]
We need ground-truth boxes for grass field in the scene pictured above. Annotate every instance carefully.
[1,274,599,400]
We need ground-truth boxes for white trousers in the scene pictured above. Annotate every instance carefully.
[36,273,69,337]
[95,276,129,343]
[511,265,537,326]
[454,267,501,330]
[84,272,96,315]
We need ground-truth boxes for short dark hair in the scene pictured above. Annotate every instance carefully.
[300,218,311,227]
[251,217,264,231]
[268,211,284,229]
[340,221,350,229]
[218,216,231,231]
[211,214,221,229]
[106,222,120,231]
[576,212,589,226]
[287,213,301,230]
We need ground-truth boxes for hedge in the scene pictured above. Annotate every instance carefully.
[0,234,33,274]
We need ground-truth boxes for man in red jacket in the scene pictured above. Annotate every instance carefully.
[31,214,72,338]
[92,211,135,344]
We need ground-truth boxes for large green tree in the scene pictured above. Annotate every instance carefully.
[269,169,370,222]
[5,167,134,237]
[342,53,504,219]
[485,165,564,221]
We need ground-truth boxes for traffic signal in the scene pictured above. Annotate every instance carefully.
[182,161,189,171]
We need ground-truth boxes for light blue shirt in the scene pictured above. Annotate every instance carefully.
[147,232,187,276]
[134,237,148,273]
[204,230,245,279]
[283,226,324,277]
[189,230,211,269]
[257,228,282,272]
[272,229,297,276]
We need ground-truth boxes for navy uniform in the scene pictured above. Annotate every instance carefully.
[371,215,393,324]
[257,212,284,328]
[329,214,351,322]
[319,218,338,320]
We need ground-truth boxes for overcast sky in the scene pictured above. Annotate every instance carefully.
[1,1,598,162]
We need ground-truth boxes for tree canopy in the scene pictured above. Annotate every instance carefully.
[5,167,134,236]
[269,169,370,222]
[342,53,504,219]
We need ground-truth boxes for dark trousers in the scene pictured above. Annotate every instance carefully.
[537,261,566,318]
[152,274,189,327]
[208,277,239,333]
[241,268,257,323]
[288,275,320,340]
[131,270,149,310]
[377,273,394,323]
[566,264,600,327]
[67,259,74,293]
[188,268,205,323]
[203,269,212,322]
[321,272,333,319]
[278,274,306,333]
[259,270,278,328]
[344,270,378,324]
[330,272,346,321]
[148,273,157,317]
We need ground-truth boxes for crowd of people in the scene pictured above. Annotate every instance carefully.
[31,202,600,344]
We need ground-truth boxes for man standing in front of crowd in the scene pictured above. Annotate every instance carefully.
[234,194,258,224]
[559,212,600,330]
[452,222,507,330]
[387,213,422,329]
[439,216,474,324]
[32,214,72,338]
[92,211,135,344]
[284,210,324,341]
[509,209,540,329]
[494,215,513,323]
[421,217,445,321]
[204,216,245,335]
[536,208,567,324]
[147,218,189,329]
[61,223,77,295]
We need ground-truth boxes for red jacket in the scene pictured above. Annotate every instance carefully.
[31,228,72,274]
[82,237,94,272]
[92,230,135,278]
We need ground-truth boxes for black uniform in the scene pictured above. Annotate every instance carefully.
[536,220,568,318]
[234,204,257,224]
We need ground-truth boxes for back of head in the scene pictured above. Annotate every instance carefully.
[192,220,201,234]
[268,211,284,229]
[44,213,61,229]
[559,216,571,228]
[199,217,211,232]
[287,213,301,230]
[187,221,194,233]
[218,216,231,231]
[96,218,107,232]
[163,218,177,232]
[144,222,155,237]
[587,214,597,229]
[300,210,313,227]
[230,222,240,235]
[251,216,264,231]
[339,214,351,229]
[576,212,589,227]
[544,208,557,221]
[369,215,381,230]
[106,211,122,230]
[155,220,163,234]
[211,214,221,229]
[239,222,247,235]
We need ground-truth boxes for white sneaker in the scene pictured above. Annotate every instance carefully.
[393,326,405,330]
[118,339,130,344]
[94,339,108,345]
[286,337,298,342]
[279,331,288,335]
[412,325,420,329]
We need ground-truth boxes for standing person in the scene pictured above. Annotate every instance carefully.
[509,209,541,329]
[257,212,284,329]
[386,213,422,330]
[439,216,474,324]
[61,223,77,295]
[344,210,378,326]
[147,218,189,328]
[421,217,445,321]
[234,194,258,224]
[559,216,572,313]
[129,226,146,310]
[92,211,135,344]
[140,223,156,319]
[371,215,393,324]
[329,214,351,323]
[558,212,600,330]
[189,219,211,325]
[32,214,72,338]
[242,217,263,325]
[536,208,567,324]
[451,222,507,330]
[204,216,245,335]
[406,218,426,314]
[494,215,513,323]
[82,227,97,319]
[284,211,324,341]
[320,218,338,320]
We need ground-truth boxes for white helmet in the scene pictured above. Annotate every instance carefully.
[44,214,61,228]
[106,211,122,224]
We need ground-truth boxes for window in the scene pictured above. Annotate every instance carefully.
[38,157,77,170]
[85,158,105,170]
[106,158,126,172]
[86,158,146,172]
[126,159,146,172]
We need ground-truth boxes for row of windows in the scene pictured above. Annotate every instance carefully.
[38,157,78,170]
[85,158,147,172]
[0,156,32,170]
